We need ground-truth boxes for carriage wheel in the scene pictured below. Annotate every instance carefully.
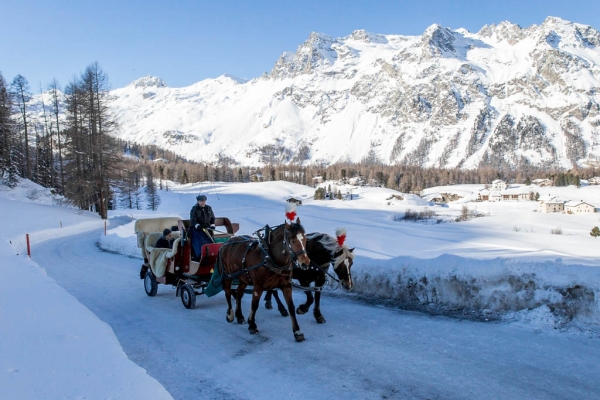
[144,270,158,297]
[181,284,196,309]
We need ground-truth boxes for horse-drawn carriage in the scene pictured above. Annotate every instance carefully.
[135,216,239,309]
[134,205,355,342]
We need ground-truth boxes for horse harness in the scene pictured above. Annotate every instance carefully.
[218,224,305,283]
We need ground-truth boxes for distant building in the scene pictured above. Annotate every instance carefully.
[564,200,595,214]
[539,200,565,213]
[489,192,501,202]
[477,189,489,201]
[532,178,553,187]
[479,188,529,202]
[490,179,507,192]
[286,197,303,206]
[312,176,324,185]
[348,177,364,186]
[588,177,600,185]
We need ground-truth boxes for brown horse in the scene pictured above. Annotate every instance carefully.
[217,219,311,342]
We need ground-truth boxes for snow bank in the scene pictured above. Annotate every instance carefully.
[348,255,600,330]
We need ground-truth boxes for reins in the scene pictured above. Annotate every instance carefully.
[290,261,341,292]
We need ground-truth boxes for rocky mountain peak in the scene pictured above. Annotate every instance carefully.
[477,21,524,45]
[421,24,456,56]
[348,29,388,44]
[269,32,338,78]
[129,75,167,89]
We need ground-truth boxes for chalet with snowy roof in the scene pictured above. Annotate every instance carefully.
[588,177,600,185]
[479,188,529,202]
[286,197,303,206]
[532,178,553,187]
[348,177,364,186]
[539,199,565,213]
[490,179,507,192]
[477,189,489,201]
[564,200,595,214]
[500,189,529,201]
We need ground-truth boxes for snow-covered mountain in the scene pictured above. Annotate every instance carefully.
[45,17,600,168]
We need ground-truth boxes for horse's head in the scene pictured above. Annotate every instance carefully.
[284,218,310,270]
[332,246,355,290]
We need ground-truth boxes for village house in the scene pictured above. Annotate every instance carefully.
[500,188,529,201]
[286,197,303,206]
[539,200,565,213]
[348,176,364,186]
[490,179,507,192]
[564,200,595,214]
[478,188,529,202]
[588,177,600,185]
[477,189,489,201]
[532,178,553,187]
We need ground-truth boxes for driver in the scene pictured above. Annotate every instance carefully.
[190,194,215,261]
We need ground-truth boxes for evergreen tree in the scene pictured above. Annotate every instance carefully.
[49,79,65,193]
[10,75,32,180]
[314,187,325,200]
[0,72,13,176]
[146,170,161,210]
[591,226,600,239]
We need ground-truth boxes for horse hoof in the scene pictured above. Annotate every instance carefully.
[226,311,234,323]
[265,300,273,310]
[279,309,289,317]
[296,306,307,315]
[316,316,326,324]
[294,331,305,342]
[237,318,246,325]
[249,328,259,335]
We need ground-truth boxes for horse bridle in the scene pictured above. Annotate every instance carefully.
[253,224,308,272]
[283,228,308,269]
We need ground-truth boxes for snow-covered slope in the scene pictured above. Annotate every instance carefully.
[34,17,600,168]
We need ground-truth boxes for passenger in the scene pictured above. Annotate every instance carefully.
[190,194,215,261]
[155,228,174,249]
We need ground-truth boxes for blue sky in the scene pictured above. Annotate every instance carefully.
[2,0,600,90]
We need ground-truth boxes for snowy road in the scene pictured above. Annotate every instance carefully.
[36,231,600,400]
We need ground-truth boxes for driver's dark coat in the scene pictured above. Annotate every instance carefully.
[190,204,215,229]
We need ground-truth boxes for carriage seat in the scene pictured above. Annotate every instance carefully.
[135,216,181,259]
[144,232,181,278]
[144,232,180,255]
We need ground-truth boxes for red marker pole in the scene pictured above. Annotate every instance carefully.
[26,234,31,258]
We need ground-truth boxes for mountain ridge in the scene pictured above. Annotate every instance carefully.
[32,16,600,169]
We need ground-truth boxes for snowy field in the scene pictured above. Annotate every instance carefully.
[2,178,600,399]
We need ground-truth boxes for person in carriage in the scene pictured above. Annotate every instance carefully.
[190,194,216,261]
[155,228,174,249]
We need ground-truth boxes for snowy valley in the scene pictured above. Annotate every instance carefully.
[2,177,600,399]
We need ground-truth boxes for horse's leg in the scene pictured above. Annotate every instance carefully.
[264,289,273,309]
[248,286,263,335]
[271,289,288,317]
[282,285,304,342]
[223,279,235,323]
[296,281,313,315]
[313,275,326,323]
[234,283,247,324]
